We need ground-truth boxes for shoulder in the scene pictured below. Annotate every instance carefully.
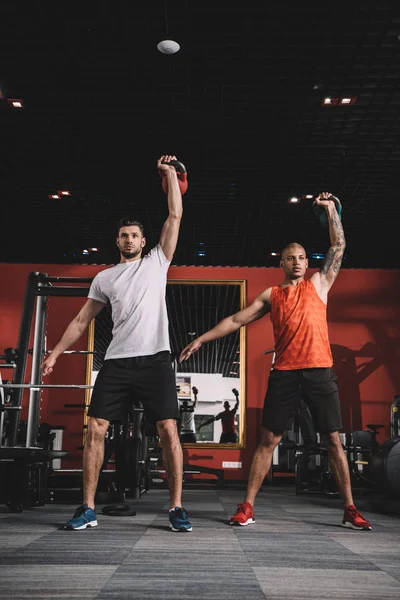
[267,285,282,303]
[92,265,119,283]
[258,286,273,304]
[144,244,171,265]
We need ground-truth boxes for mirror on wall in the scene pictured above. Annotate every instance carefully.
[86,279,246,448]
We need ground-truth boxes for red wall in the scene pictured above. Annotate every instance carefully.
[1,263,399,480]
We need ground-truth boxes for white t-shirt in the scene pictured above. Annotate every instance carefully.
[181,411,196,434]
[88,245,171,360]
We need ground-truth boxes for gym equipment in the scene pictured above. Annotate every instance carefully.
[0,272,94,511]
[391,395,400,438]
[345,424,383,488]
[371,436,400,496]
[313,194,342,228]
[159,159,188,195]
[292,398,340,496]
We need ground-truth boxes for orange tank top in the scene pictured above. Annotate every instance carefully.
[270,279,333,370]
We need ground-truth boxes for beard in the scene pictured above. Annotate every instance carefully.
[120,247,142,259]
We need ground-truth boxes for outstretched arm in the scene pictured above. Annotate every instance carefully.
[179,288,271,362]
[158,155,183,261]
[41,298,106,376]
[198,415,218,429]
[311,192,346,299]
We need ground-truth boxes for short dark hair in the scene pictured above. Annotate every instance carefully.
[117,218,144,236]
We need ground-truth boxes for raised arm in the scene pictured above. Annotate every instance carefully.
[311,192,346,300]
[41,298,106,376]
[158,155,183,261]
[231,389,239,413]
[192,386,199,409]
[179,288,271,362]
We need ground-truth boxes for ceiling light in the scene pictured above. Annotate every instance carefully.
[270,252,279,256]
[8,99,24,108]
[311,253,324,260]
[322,97,338,106]
[339,96,357,105]
[305,194,314,199]
[88,247,98,252]
[58,190,71,196]
[157,39,180,54]
[289,197,299,203]
[49,194,60,199]
[82,249,89,255]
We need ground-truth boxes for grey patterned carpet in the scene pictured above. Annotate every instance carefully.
[0,487,399,599]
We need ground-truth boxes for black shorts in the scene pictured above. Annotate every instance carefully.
[88,351,180,425]
[262,367,342,434]
[220,432,238,444]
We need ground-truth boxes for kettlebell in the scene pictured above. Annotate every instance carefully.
[159,159,188,195]
[313,194,342,228]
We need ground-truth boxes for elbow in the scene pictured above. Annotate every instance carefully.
[169,211,183,220]
[75,313,89,333]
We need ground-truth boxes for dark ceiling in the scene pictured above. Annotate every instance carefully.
[1,2,400,268]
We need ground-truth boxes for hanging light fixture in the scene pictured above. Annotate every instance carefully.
[157,0,180,54]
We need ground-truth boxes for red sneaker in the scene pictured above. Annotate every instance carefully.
[342,505,372,530]
[230,502,255,526]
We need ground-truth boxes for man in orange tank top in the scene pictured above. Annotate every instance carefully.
[180,192,371,531]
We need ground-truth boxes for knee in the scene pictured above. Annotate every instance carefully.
[259,428,282,451]
[156,419,178,441]
[322,431,343,454]
[86,417,109,446]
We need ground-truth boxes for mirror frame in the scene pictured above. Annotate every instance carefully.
[84,278,247,449]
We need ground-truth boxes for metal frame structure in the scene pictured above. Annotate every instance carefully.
[0,272,92,450]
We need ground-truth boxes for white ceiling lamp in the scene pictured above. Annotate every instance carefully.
[157,0,180,55]
[157,40,180,54]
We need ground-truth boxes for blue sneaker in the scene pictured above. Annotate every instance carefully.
[169,507,192,532]
[64,504,98,530]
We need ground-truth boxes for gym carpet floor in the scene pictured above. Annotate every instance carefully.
[0,487,399,599]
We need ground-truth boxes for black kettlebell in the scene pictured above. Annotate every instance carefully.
[312,195,342,228]
[161,159,187,174]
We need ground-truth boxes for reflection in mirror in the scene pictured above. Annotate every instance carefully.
[167,281,245,447]
[88,280,246,449]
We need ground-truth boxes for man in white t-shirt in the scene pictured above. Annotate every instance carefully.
[41,155,192,533]
[180,386,199,443]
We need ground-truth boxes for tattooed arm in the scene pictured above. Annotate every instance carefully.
[310,192,346,301]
